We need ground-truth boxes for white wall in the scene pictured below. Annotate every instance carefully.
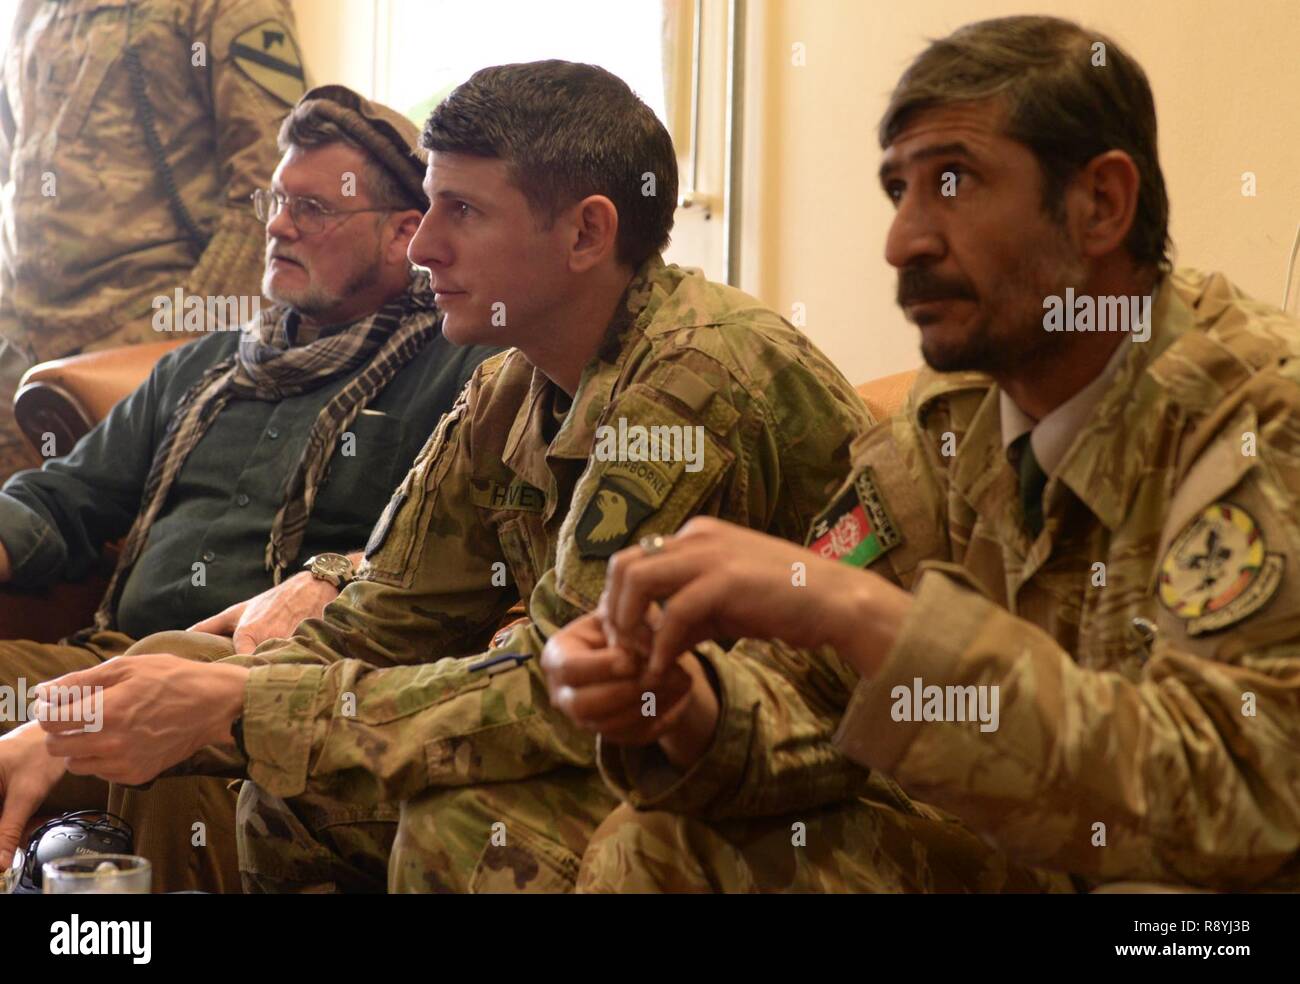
[742,0,1300,385]
[291,0,1300,387]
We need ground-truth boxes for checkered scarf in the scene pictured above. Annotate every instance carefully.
[93,270,439,631]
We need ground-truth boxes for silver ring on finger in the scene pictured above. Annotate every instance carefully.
[639,533,667,556]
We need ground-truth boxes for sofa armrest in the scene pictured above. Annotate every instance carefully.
[13,339,188,457]
[856,369,917,422]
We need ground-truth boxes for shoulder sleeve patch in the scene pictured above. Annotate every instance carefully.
[1157,500,1285,636]
[557,387,734,607]
[805,466,901,568]
[230,20,305,105]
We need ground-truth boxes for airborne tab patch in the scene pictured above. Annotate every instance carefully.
[230,20,306,106]
[576,478,655,558]
[1158,501,1284,635]
[807,467,901,568]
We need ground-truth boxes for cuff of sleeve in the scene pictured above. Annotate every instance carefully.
[833,569,989,773]
[242,663,327,799]
[596,644,753,814]
[0,492,65,583]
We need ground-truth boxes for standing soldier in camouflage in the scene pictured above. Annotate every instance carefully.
[0,0,307,474]
[551,16,1300,893]
[0,61,872,892]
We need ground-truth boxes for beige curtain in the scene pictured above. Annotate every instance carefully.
[661,0,695,154]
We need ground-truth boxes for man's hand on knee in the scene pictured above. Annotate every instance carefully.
[190,569,341,654]
[29,654,250,787]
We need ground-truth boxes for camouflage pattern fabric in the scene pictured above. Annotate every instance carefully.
[0,0,304,474]
[592,269,1300,892]
[208,253,872,892]
[578,797,1073,894]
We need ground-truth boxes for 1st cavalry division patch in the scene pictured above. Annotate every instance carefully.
[1158,501,1284,636]
[230,21,306,106]
[807,467,901,568]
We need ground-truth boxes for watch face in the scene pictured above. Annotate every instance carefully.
[314,554,352,579]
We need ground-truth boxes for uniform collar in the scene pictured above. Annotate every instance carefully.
[950,275,1194,538]
[501,254,669,488]
[1052,275,1194,530]
[998,331,1132,475]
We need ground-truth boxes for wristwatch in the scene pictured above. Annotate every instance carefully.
[303,552,356,589]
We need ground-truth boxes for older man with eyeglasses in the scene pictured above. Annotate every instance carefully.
[0,85,499,893]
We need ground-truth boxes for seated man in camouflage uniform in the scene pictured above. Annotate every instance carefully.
[0,85,496,892]
[0,61,873,892]
[550,17,1300,893]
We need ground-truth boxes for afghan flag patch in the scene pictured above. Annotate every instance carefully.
[806,467,901,568]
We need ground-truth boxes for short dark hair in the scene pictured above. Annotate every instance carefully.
[880,16,1171,273]
[421,60,677,268]
[277,109,421,211]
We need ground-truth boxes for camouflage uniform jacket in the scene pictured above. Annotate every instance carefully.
[222,254,872,807]
[600,269,1300,890]
[0,0,305,359]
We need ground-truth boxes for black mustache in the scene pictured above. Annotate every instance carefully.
[897,269,976,306]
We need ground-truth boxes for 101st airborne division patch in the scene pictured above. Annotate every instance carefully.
[1157,501,1284,636]
[575,479,656,559]
[807,467,901,568]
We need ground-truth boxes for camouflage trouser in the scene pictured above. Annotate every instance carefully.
[577,793,1077,894]
[388,766,619,893]
[124,632,620,893]
[234,780,400,893]
[0,313,162,479]
[238,764,620,893]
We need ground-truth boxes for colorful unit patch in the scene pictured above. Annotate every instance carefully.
[806,467,901,568]
[1157,501,1284,635]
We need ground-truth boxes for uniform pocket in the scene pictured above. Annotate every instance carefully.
[468,819,580,893]
[55,8,126,142]
[496,516,541,602]
[360,400,468,585]
[353,660,492,727]
[314,411,408,527]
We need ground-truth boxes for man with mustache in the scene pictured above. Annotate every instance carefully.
[0,60,871,893]
[0,84,496,892]
[549,15,1300,893]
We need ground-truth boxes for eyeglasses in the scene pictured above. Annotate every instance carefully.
[251,189,393,235]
